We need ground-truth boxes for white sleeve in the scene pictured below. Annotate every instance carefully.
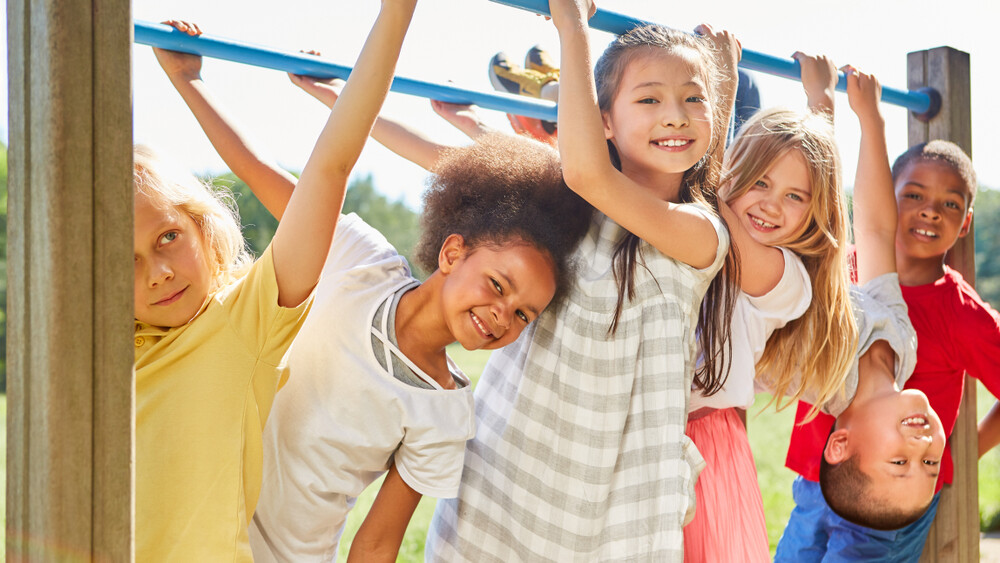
[393,389,475,498]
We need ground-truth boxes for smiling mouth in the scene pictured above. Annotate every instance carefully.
[913,228,939,238]
[470,312,494,339]
[901,415,930,428]
[652,138,693,150]
[155,287,186,306]
[749,214,778,230]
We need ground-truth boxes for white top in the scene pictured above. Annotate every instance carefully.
[427,209,729,562]
[824,272,917,416]
[689,247,812,411]
[249,214,475,563]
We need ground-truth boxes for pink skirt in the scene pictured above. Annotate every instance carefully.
[683,407,770,563]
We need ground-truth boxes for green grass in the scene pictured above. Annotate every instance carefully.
[0,359,996,561]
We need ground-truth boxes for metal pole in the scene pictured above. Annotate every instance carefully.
[134,21,559,121]
[488,0,937,117]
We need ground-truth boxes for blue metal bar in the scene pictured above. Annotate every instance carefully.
[488,0,933,115]
[134,20,559,121]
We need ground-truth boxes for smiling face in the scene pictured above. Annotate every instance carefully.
[894,159,973,264]
[134,192,214,328]
[601,48,713,192]
[726,149,814,247]
[439,235,557,351]
[834,388,946,515]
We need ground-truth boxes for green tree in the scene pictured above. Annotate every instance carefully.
[211,171,424,279]
[973,187,1000,306]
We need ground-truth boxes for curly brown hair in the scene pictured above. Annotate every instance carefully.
[416,133,593,305]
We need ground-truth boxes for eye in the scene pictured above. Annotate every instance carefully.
[945,200,962,210]
[686,95,706,103]
[490,278,503,294]
[787,192,804,202]
[637,97,658,104]
[904,192,921,200]
[890,459,906,466]
[516,310,529,323]
[159,231,179,245]
[754,179,768,189]
[923,459,940,466]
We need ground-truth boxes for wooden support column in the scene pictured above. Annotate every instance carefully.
[909,47,977,563]
[6,0,134,560]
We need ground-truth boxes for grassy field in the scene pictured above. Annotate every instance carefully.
[0,355,996,560]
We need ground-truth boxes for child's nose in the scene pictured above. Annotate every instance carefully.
[660,101,689,129]
[919,202,942,220]
[147,259,174,287]
[492,304,512,331]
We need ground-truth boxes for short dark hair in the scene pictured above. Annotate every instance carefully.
[416,133,593,305]
[819,450,929,530]
[891,140,977,207]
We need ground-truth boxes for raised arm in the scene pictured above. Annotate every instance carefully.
[846,67,895,285]
[793,52,838,116]
[271,0,418,307]
[291,65,498,171]
[549,0,719,269]
[154,20,298,219]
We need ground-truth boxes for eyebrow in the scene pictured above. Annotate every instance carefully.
[499,272,540,317]
[632,80,703,91]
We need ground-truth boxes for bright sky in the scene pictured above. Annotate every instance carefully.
[3,1,999,208]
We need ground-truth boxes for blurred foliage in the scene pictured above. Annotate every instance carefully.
[211,171,425,280]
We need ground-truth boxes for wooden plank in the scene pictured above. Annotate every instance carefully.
[909,47,978,563]
[5,0,133,559]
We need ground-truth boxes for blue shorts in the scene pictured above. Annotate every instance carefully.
[774,476,941,563]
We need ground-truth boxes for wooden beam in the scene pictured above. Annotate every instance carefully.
[908,47,977,563]
[6,0,134,559]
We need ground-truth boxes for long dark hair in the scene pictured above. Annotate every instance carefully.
[594,25,740,395]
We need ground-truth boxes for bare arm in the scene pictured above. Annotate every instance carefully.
[980,400,1000,458]
[846,67,895,285]
[271,0,418,307]
[550,0,719,269]
[793,52,838,116]
[346,463,422,562]
[154,20,298,219]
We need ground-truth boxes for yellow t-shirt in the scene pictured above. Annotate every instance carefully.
[135,245,311,562]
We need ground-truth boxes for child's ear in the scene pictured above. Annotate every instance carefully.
[824,428,851,465]
[958,207,974,237]
[438,234,467,275]
[602,111,614,141]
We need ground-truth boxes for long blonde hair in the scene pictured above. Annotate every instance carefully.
[722,108,857,417]
[133,145,252,291]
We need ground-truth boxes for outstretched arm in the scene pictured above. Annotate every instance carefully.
[154,20,298,219]
[846,67,895,285]
[291,65,498,171]
[346,463,422,562]
[550,0,720,269]
[271,0,418,308]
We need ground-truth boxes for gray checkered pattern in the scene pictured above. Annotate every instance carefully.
[426,211,728,562]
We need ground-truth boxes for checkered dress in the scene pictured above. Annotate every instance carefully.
[426,210,728,562]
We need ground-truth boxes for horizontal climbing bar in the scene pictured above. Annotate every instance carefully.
[134,21,559,121]
[488,0,935,116]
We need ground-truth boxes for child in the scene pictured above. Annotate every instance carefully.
[777,112,1000,563]
[427,4,742,559]
[684,53,858,562]
[153,23,592,562]
[134,2,417,560]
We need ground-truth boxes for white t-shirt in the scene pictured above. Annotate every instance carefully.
[249,214,475,563]
[689,247,812,411]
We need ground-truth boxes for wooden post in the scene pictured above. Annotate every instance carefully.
[908,47,978,563]
[6,0,134,560]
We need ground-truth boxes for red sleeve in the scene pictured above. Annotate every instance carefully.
[784,401,836,482]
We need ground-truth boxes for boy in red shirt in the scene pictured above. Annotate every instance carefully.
[776,140,1000,561]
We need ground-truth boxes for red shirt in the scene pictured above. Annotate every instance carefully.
[785,266,1000,493]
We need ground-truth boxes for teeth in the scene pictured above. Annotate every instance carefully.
[902,416,929,426]
[655,139,689,147]
[750,216,777,229]
[914,229,938,238]
[470,312,492,338]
